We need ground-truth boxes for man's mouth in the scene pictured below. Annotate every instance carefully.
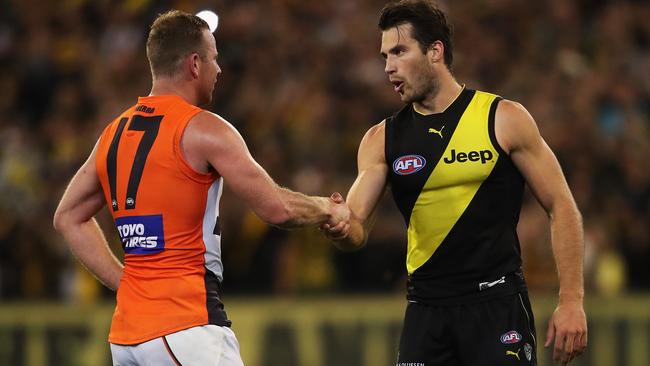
[392,80,404,93]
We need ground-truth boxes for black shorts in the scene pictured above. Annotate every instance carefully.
[397,292,537,366]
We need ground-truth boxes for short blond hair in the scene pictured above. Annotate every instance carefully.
[146,10,210,77]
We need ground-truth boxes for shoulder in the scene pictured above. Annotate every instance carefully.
[495,99,532,121]
[494,99,540,153]
[187,111,233,131]
[184,111,246,153]
[186,111,242,140]
[358,120,386,163]
[364,120,386,139]
[361,120,386,147]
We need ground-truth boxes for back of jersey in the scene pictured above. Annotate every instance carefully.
[95,95,229,345]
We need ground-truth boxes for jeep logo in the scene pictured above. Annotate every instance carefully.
[443,149,493,164]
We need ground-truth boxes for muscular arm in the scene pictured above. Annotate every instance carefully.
[324,121,388,250]
[496,100,587,363]
[183,112,346,229]
[53,144,123,290]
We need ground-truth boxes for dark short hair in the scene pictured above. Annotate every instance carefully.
[378,0,453,68]
[146,10,210,77]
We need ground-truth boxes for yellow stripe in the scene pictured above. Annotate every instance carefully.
[406,91,500,274]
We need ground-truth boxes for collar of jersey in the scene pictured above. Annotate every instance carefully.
[412,84,466,118]
[138,94,188,104]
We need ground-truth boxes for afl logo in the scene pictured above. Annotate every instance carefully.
[393,155,426,175]
[500,330,522,344]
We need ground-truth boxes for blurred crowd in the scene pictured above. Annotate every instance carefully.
[0,0,648,302]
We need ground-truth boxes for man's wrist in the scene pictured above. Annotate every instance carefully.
[558,290,584,305]
[317,196,332,221]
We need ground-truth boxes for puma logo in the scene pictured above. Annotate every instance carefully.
[506,349,521,361]
[428,126,444,138]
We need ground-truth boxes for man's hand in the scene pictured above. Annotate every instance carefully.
[544,301,588,364]
[321,192,350,240]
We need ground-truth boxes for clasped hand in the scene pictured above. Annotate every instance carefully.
[322,192,351,240]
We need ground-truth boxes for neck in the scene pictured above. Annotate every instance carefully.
[149,77,199,105]
[413,71,462,115]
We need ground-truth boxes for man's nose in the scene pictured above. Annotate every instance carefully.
[384,59,396,74]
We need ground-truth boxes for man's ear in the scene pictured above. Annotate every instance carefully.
[188,53,201,79]
[427,40,445,64]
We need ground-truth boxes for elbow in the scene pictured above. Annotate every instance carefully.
[549,199,583,223]
[333,238,366,252]
[266,212,293,227]
[575,206,583,223]
[574,209,583,228]
[53,207,81,234]
[53,209,68,233]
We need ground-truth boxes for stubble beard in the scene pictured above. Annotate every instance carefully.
[404,67,439,105]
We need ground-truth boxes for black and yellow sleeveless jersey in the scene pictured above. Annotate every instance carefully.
[385,87,527,303]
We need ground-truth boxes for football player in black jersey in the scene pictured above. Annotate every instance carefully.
[322,1,587,365]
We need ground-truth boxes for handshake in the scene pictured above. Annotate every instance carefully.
[321,192,354,246]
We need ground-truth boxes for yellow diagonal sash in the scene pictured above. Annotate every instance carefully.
[407,93,500,274]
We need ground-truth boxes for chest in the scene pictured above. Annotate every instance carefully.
[388,114,498,193]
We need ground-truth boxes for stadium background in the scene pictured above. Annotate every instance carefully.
[0,0,648,365]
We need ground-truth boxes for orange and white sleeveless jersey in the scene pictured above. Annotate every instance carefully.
[96,95,230,345]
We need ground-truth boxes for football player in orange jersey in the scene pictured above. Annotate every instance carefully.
[53,10,349,366]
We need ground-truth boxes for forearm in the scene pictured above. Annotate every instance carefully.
[57,218,123,290]
[549,201,584,303]
[273,187,331,229]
